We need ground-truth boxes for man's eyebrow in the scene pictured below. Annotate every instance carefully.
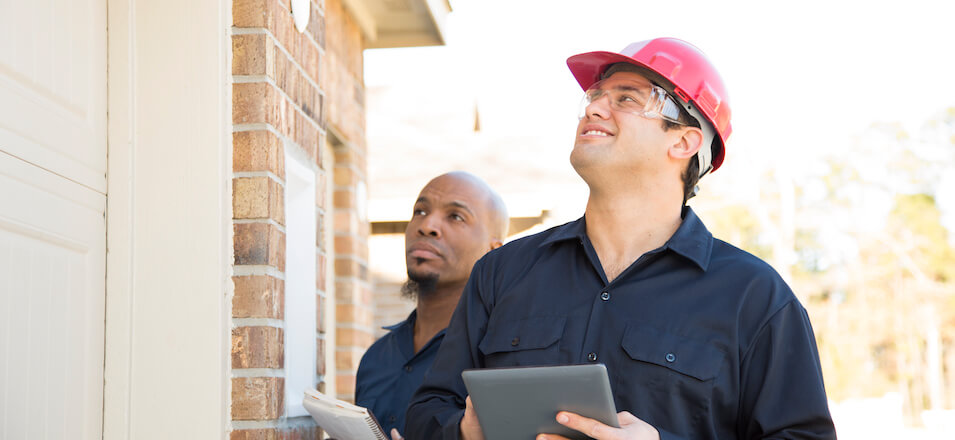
[446,201,475,216]
[613,84,650,95]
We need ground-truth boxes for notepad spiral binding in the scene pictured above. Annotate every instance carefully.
[366,418,387,440]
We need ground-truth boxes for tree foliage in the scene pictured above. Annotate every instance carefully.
[727,108,955,423]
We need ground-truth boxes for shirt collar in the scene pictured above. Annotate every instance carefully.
[538,216,587,248]
[538,207,713,271]
[381,309,448,359]
[666,207,713,271]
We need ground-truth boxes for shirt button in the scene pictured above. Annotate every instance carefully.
[389,415,397,423]
[587,352,597,362]
[600,291,610,301]
[511,337,520,346]
[665,353,676,363]
[405,365,413,372]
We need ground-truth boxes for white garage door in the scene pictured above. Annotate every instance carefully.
[0,0,107,439]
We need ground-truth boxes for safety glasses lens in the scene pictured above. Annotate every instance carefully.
[578,81,684,125]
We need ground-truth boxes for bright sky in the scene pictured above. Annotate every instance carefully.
[364,0,955,233]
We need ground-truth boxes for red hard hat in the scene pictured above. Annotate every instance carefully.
[567,38,732,172]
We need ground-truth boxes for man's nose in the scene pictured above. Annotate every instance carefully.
[417,215,441,237]
[585,93,613,119]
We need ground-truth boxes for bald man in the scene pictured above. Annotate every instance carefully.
[355,172,508,439]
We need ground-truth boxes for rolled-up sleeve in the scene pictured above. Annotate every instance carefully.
[738,300,835,439]
[406,256,493,440]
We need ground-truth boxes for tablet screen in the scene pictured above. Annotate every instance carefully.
[462,364,619,440]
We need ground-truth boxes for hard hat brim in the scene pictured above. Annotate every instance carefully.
[567,51,661,92]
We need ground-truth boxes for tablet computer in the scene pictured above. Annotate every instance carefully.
[461,364,619,440]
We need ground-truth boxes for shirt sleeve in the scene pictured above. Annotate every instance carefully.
[405,256,493,440]
[738,299,836,439]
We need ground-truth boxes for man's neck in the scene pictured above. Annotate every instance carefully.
[584,186,684,282]
[412,283,464,353]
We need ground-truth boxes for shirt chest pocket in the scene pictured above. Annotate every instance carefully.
[617,324,725,410]
[478,316,566,367]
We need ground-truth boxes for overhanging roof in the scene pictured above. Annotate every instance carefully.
[344,0,452,49]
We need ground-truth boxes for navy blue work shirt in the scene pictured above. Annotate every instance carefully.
[406,208,835,440]
[355,310,445,435]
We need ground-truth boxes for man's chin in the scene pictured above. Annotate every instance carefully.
[402,273,440,301]
[407,267,440,281]
[407,258,442,274]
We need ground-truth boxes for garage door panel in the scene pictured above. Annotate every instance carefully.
[0,0,106,193]
[0,152,105,440]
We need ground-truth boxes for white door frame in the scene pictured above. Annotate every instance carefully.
[104,0,232,438]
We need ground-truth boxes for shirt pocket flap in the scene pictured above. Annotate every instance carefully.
[478,316,566,355]
[621,325,723,381]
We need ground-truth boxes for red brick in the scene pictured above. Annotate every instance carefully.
[336,327,373,348]
[335,372,356,399]
[233,130,285,179]
[231,428,278,440]
[359,284,373,305]
[232,377,284,420]
[232,33,271,76]
[316,337,326,376]
[232,426,322,440]
[232,326,284,369]
[335,279,361,303]
[333,147,361,167]
[315,214,326,251]
[333,235,353,255]
[296,113,319,159]
[234,223,286,271]
[336,303,371,328]
[332,210,358,235]
[278,425,320,440]
[233,275,285,319]
[234,82,280,126]
[334,257,365,279]
[234,0,269,27]
[233,177,285,226]
[306,3,325,49]
[316,131,326,170]
[316,253,327,290]
[333,165,355,187]
[335,347,361,371]
[332,189,352,209]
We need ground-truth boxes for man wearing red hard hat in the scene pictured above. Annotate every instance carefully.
[407,38,836,440]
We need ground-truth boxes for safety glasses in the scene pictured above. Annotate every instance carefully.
[578,79,686,125]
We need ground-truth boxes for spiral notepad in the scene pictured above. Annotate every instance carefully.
[303,388,388,440]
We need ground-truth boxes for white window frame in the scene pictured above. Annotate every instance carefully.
[284,143,318,418]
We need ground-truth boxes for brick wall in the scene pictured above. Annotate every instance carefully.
[324,0,374,403]
[229,0,373,436]
[373,276,415,338]
[230,0,330,438]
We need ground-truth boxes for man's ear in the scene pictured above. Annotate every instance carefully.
[668,126,704,161]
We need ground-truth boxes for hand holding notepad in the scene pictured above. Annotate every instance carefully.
[302,389,388,440]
